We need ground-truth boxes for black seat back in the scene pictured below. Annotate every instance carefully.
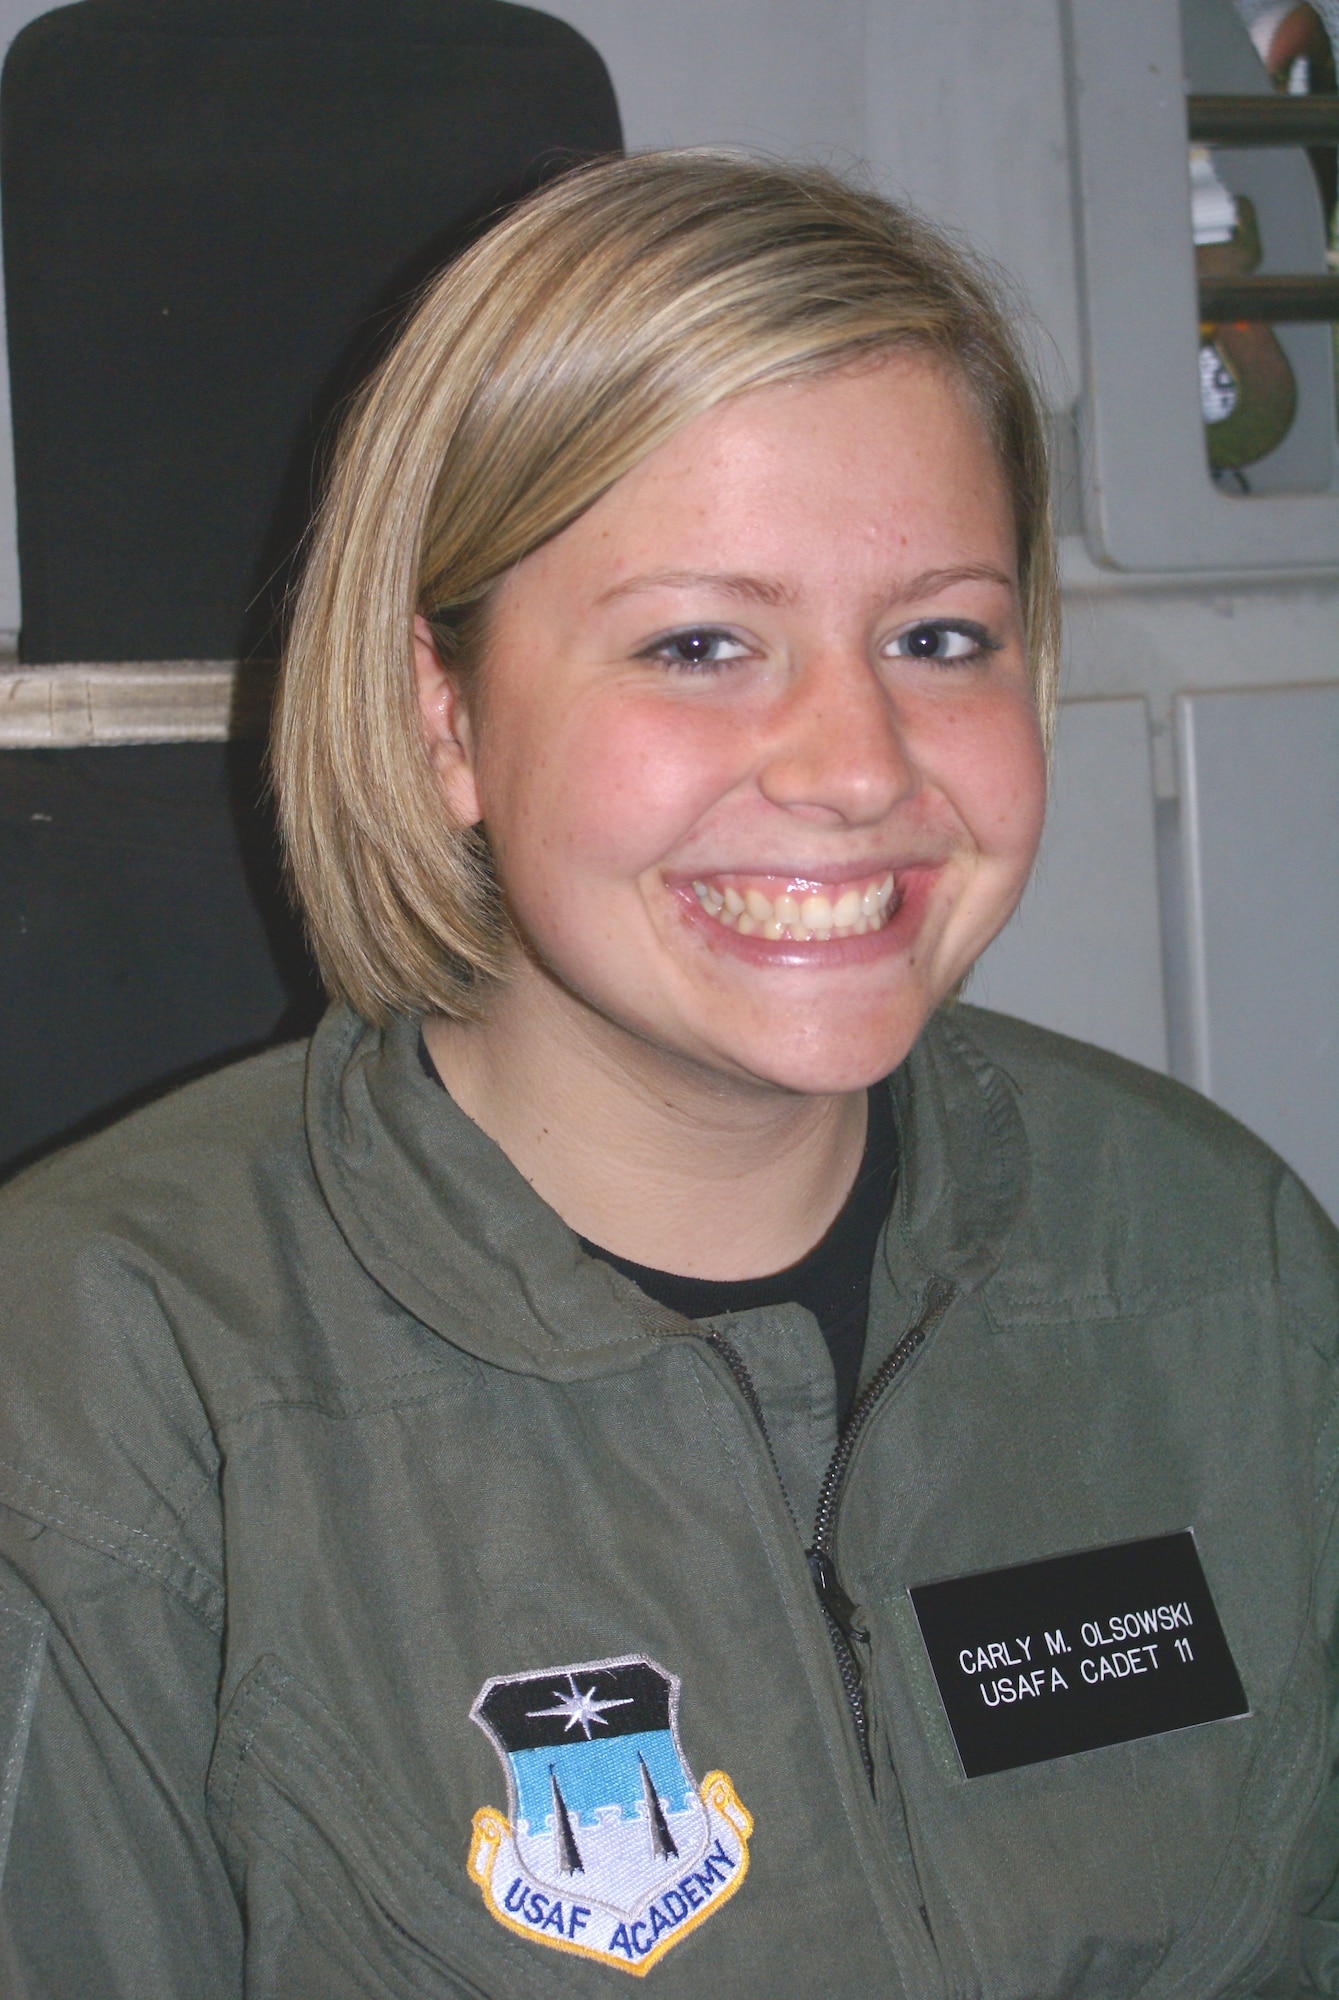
[0,0,620,1176]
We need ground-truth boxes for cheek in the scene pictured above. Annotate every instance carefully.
[930,691,1047,865]
[483,698,742,881]
[1003,727,1048,865]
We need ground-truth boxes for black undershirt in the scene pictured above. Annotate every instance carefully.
[416,1035,898,1419]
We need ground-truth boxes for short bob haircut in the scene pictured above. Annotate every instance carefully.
[275,150,1058,1025]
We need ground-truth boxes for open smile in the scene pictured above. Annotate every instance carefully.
[690,870,898,942]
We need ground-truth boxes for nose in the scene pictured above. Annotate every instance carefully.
[756,644,920,827]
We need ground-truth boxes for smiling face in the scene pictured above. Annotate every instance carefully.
[417,353,1046,1101]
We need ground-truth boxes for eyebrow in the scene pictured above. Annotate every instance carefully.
[594,563,1016,612]
[595,570,797,609]
[885,563,1018,603]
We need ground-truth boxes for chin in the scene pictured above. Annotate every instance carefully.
[753,1056,911,1097]
[714,1014,932,1097]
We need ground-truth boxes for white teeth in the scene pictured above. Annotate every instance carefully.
[692,872,900,943]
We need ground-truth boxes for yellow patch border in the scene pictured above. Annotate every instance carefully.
[468,1770,753,1977]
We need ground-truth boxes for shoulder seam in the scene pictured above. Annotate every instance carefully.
[982,1270,1278,1329]
[0,1458,225,1634]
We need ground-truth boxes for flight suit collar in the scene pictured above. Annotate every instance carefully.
[305,1000,1030,1381]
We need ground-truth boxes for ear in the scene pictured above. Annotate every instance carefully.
[413,614,482,827]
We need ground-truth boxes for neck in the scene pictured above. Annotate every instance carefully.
[421,977,868,1281]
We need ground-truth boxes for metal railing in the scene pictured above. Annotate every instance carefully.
[1188,95,1339,323]
[1187,94,1339,147]
[1198,274,1339,321]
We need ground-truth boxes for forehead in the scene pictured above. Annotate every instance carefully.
[510,353,1017,609]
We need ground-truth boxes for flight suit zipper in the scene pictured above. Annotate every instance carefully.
[707,1275,957,1780]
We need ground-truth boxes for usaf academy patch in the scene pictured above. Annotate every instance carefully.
[468,1652,752,1976]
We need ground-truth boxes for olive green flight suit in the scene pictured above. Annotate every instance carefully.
[0,1002,1337,1997]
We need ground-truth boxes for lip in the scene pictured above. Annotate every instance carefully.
[672,864,941,968]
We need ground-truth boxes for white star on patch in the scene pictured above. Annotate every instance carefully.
[527,1675,635,1740]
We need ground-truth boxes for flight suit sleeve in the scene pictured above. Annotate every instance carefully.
[1282,1172,1339,1996]
[0,1529,242,2000]
[1300,1490,1339,1993]
[0,1126,250,1998]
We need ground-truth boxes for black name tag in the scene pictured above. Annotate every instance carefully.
[909,1531,1248,1779]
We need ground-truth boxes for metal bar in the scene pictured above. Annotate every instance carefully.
[1199,274,1339,322]
[1187,94,1339,146]
[0,661,275,747]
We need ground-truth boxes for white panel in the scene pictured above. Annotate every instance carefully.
[863,0,1081,409]
[1180,0,1336,497]
[969,696,1169,1072]
[535,0,867,159]
[1063,0,1339,571]
[1177,682,1339,1220]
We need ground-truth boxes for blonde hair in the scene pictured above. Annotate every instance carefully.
[275,150,1058,1024]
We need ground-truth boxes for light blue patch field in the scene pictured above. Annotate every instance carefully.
[469,1651,754,1973]
[509,1727,692,1831]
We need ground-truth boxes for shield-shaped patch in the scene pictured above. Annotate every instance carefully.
[468,1652,752,1976]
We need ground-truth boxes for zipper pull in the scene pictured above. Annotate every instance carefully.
[807,1549,869,1645]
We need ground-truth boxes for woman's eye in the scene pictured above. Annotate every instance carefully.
[641,628,750,671]
[888,621,994,663]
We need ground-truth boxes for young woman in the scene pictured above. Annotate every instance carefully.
[1,153,1337,2000]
